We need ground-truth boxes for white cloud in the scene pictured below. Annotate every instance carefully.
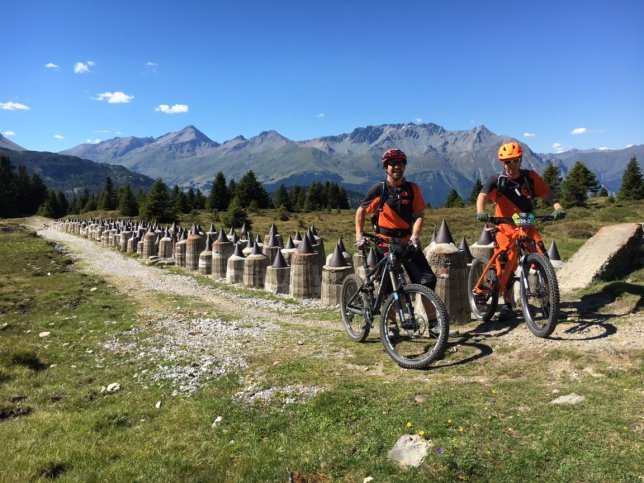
[53,134,64,140]
[94,91,134,104]
[3,130,16,137]
[523,132,536,138]
[571,127,587,135]
[598,147,609,151]
[0,101,30,111]
[552,142,566,154]
[155,104,189,114]
[415,118,423,123]
[316,113,325,118]
[626,144,634,148]
[45,62,61,70]
[74,60,95,74]
[85,138,101,144]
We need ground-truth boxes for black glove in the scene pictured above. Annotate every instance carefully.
[476,212,490,222]
[551,209,566,220]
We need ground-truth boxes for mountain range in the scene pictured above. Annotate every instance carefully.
[60,123,642,207]
[2,122,641,208]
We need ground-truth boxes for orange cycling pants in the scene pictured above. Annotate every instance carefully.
[493,224,546,294]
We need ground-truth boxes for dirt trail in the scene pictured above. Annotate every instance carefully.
[33,221,643,360]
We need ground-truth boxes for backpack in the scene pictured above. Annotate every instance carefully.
[496,169,536,212]
[370,180,415,231]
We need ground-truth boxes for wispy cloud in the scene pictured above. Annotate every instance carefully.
[0,101,30,111]
[145,61,158,73]
[45,62,61,70]
[570,127,587,135]
[523,132,536,138]
[53,134,64,140]
[552,142,568,154]
[315,113,325,118]
[74,60,95,74]
[85,138,101,144]
[94,92,134,104]
[415,118,423,123]
[598,147,609,151]
[3,131,16,137]
[155,104,189,114]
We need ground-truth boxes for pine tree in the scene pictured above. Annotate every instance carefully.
[140,178,177,223]
[29,173,48,214]
[467,179,483,205]
[235,170,271,208]
[222,195,250,229]
[56,191,69,216]
[542,163,563,198]
[616,156,644,201]
[171,185,190,214]
[39,189,62,218]
[272,184,292,211]
[14,165,32,216]
[118,184,139,216]
[0,156,17,217]
[97,176,117,211]
[561,161,599,207]
[207,172,230,210]
[444,188,465,208]
[193,188,206,209]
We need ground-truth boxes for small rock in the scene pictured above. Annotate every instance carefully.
[39,331,51,338]
[0,323,8,331]
[155,401,162,409]
[550,393,585,405]
[90,287,97,292]
[363,477,374,483]
[106,383,121,393]
[388,434,432,468]
[414,395,426,404]
[212,416,223,427]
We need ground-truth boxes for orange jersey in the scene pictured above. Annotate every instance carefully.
[481,170,551,217]
[361,180,425,241]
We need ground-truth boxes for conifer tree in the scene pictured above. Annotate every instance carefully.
[272,184,292,212]
[39,189,63,218]
[222,195,250,229]
[97,176,117,211]
[29,173,48,214]
[235,170,271,208]
[561,161,599,207]
[140,178,176,223]
[467,179,483,205]
[0,156,17,217]
[118,184,139,216]
[542,163,563,198]
[444,188,465,208]
[616,156,644,201]
[207,172,230,210]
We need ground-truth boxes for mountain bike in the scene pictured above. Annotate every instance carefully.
[467,213,560,338]
[340,233,449,369]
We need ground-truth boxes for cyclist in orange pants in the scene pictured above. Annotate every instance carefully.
[475,141,566,321]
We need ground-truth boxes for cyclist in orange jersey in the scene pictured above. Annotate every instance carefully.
[476,141,566,321]
[355,148,437,290]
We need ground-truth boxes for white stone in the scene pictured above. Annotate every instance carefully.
[550,393,585,405]
[106,383,121,393]
[212,416,223,427]
[387,434,432,468]
[39,331,51,338]
[155,401,162,409]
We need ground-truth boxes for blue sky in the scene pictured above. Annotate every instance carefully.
[2,0,643,155]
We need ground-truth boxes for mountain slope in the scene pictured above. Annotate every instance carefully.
[0,148,155,195]
[60,123,642,206]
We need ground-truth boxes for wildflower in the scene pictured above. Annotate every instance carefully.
[485,450,491,456]
[447,419,453,425]
[492,389,498,395]
[436,447,443,455]
[418,430,425,438]
[458,427,464,433]
[484,406,489,411]
[406,421,413,428]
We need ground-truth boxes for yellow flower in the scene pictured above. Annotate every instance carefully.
[418,430,425,437]
[458,427,464,433]
[492,389,498,395]
[447,419,453,425]
[406,421,413,428]
[484,406,489,411]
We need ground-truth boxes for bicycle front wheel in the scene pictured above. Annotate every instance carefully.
[467,258,498,322]
[340,274,371,342]
[380,284,449,369]
[520,253,560,338]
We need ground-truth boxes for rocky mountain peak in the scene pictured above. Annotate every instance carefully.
[0,134,26,152]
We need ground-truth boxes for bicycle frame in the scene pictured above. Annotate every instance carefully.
[353,235,410,324]
[473,215,551,297]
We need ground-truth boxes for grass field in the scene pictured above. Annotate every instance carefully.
[0,200,642,482]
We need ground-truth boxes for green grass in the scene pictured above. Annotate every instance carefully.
[1,209,643,481]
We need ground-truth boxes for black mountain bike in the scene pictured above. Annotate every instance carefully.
[340,233,449,369]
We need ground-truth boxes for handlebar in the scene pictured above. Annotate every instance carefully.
[485,214,554,226]
[358,232,414,256]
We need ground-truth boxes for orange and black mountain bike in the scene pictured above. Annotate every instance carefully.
[467,213,560,338]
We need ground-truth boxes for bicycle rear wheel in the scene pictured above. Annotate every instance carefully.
[520,253,560,338]
[340,274,371,342]
[467,258,498,322]
[380,284,449,369]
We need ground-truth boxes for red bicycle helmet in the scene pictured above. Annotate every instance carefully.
[382,148,407,165]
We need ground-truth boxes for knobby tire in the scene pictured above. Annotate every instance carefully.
[520,253,560,338]
[380,284,449,369]
[340,274,371,342]
[467,258,499,322]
